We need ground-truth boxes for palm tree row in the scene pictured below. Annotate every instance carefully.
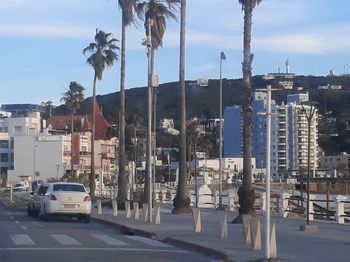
[81,0,263,217]
[60,82,85,178]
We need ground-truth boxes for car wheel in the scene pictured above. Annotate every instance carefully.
[43,207,50,221]
[83,215,90,223]
[27,205,33,216]
[33,206,38,218]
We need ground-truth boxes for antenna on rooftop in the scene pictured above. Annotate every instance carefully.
[286,59,290,74]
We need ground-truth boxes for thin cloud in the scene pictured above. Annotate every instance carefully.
[0,23,94,39]
[255,23,350,54]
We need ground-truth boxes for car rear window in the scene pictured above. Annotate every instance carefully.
[53,184,85,192]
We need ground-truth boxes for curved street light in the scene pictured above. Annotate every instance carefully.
[300,100,318,231]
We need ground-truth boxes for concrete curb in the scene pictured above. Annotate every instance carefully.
[91,216,157,239]
[91,215,233,262]
[164,237,235,262]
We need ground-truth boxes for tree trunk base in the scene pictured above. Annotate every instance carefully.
[231,186,256,223]
[172,196,192,214]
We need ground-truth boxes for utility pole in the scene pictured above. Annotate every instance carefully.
[143,18,157,223]
[218,51,226,210]
[256,85,275,259]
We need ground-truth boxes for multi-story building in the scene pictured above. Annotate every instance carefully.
[224,94,278,175]
[318,152,350,176]
[223,105,242,157]
[0,104,46,185]
[1,103,117,185]
[251,92,278,173]
[276,93,318,177]
[223,92,318,180]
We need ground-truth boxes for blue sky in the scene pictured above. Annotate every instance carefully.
[1,0,350,106]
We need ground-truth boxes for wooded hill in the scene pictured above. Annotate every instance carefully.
[54,75,350,155]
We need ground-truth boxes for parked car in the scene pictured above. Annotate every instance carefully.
[12,181,29,191]
[38,182,91,222]
[27,183,50,217]
[32,180,44,192]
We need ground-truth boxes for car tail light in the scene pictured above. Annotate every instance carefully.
[49,195,57,200]
[83,196,91,202]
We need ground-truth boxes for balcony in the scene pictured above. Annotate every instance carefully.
[80,151,91,156]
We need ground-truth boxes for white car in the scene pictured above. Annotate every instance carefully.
[12,181,29,191]
[39,182,91,223]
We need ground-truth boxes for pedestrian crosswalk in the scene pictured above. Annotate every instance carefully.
[6,233,173,249]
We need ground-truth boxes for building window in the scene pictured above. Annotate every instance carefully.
[0,127,8,133]
[0,153,8,162]
[0,140,8,148]
[14,126,23,132]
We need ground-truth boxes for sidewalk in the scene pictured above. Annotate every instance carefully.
[91,203,350,262]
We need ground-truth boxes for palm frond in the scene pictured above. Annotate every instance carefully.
[83,43,97,55]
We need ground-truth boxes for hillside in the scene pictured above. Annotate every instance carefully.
[54,75,350,155]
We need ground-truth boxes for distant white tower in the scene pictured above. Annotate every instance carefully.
[286,59,290,74]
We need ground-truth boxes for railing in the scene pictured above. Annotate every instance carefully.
[285,193,350,224]
[93,184,350,225]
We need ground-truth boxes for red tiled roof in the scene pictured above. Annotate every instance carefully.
[48,101,112,140]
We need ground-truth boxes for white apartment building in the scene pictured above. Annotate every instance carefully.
[276,93,318,175]
[1,104,117,185]
[8,132,71,183]
[0,104,45,185]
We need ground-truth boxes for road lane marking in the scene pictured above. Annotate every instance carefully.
[10,216,15,220]
[21,226,28,231]
[51,234,81,245]
[125,236,174,248]
[10,234,35,245]
[32,221,45,228]
[6,212,11,215]
[15,221,19,224]
[0,247,188,253]
[90,234,129,246]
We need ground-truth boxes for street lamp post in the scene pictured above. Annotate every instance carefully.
[56,164,60,181]
[300,101,318,231]
[194,138,198,208]
[33,143,38,189]
[143,17,153,223]
[265,85,272,258]
[218,51,226,210]
[256,85,275,258]
[168,152,171,186]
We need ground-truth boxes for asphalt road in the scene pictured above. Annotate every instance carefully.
[0,206,214,262]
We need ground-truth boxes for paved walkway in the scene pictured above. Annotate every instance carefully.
[91,203,350,262]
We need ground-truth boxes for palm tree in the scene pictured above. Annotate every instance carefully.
[83,29,119,198]
[136,0,180,203]
[234,0,263,222]
[172,0,191,214]
[117,0,139,202]
[60,82,85,177]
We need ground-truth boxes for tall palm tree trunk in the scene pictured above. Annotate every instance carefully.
[71,113,74,177]
[118,18,127,201]
[235,2,255,221]
[90,73,97,198]
[173,0,191,214]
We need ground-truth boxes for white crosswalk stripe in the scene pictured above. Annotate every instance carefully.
[125,236,173,248]
[90,234,128,246]
[10,234,35,245]
[7,233,174,249]
[51,234,81,245]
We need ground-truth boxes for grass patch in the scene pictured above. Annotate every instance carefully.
[0,189,29,209]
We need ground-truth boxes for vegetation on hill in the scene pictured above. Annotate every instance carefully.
[53,75,350,155]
